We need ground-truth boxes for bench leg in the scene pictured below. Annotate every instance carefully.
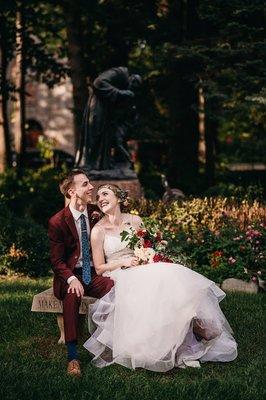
[57,314,65,344]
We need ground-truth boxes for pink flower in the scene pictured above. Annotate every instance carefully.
[228,257,236,265]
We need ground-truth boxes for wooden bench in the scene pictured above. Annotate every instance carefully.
[31,288,96,344]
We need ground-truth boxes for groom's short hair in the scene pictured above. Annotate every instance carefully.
[59,168,89,198]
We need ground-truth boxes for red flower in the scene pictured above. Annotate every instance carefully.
[161,256,173,263]
[226,135,233,145]
[155,232,162,241]
[143,240,152,248]
[213,250,223,258]
[153,254,163,262]
[137,229,147,238]
[210,250,223,269]
[153,254,173,263]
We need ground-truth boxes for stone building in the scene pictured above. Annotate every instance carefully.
[25,78,75,156]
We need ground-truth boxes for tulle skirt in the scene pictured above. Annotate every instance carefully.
[83,263,237,371]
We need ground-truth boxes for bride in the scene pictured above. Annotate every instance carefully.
[83,184,237,371]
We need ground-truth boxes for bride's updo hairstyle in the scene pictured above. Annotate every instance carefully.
[97,184,131,210]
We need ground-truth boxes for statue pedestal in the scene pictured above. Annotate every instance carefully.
[90,178,143,202]
[85,165,143,201]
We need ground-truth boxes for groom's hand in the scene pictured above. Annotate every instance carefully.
[67,278,84,297]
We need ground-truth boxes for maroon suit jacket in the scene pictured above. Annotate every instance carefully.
[48,204,100,300]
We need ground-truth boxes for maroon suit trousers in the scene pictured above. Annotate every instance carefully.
[62,271,114,343]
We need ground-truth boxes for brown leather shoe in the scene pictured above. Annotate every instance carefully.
[67,359,81,377]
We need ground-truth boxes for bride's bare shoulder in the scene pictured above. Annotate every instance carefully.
[91,220,105,239]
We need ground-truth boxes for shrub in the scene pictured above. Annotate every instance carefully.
[0,204,50,277]
[204,183,265,201]
[130,198,266,283]
[172,222,266,283]
[0,165,65,226]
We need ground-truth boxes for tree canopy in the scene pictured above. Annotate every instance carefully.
[0,0,265,192]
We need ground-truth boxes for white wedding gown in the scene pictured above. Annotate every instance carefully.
[84,229,237,371]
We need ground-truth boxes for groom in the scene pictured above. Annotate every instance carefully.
[48,168,114,377]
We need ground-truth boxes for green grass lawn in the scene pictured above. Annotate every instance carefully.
[0,277,265,400]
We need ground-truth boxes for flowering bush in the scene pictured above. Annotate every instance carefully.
[174,222,265,283]
[129,198,266,283]
[130,197,265,232]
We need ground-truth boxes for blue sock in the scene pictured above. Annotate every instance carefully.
[66,341,78,361]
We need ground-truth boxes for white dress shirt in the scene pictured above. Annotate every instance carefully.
[67,204,91,285]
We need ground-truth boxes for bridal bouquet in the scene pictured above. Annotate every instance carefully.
[120,225,174,264]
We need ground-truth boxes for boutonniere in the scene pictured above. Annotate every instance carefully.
[91,211,102,221]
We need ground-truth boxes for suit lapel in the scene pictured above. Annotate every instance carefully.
[64,204,97,238]
[64,206,79,241]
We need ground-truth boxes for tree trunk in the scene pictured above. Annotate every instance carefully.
[166,0,200,192]
[198,85,206,165]
[11,11,22,160]
[62,0,89,151]
[0,17,12,170]
[204,103,217,187]
[18,4,26,169]
[167,79,199,191]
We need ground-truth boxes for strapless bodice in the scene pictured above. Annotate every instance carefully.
[104,233,134,262]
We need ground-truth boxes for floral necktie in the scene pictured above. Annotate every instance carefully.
[80,214,91,285]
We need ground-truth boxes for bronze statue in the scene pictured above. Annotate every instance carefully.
[75,67,142,174]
